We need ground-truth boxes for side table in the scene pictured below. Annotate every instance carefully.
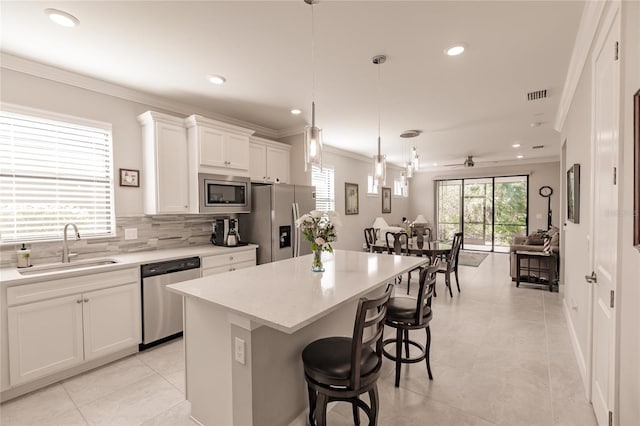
[515,250,558,292]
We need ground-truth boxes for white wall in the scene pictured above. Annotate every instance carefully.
[409,161,561,236]
[559,54,593,382]
[281,134,411,251]
[617,1,640,423]
[560,1,640,423]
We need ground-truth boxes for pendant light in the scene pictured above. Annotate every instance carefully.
[372,54,387,186]
[411,146,420,170]
[303,0,322,172]
[405,140,414,178]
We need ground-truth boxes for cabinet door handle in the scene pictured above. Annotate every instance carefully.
[83,298,89,303]
[76,299,82,304]
[230,256,234,261]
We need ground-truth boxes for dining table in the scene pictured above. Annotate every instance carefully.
[370,239,452,261]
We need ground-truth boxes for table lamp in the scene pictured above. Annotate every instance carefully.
[372,217,388,240]
[413,214,428,224]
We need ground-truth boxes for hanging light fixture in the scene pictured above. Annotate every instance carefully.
[303,0,323,172]
[411,146,420,170]
[372,54,387,185]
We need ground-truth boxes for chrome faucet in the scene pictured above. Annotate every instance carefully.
[62,223,81,263]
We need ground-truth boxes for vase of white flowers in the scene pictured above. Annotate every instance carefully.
[295,210,340,272]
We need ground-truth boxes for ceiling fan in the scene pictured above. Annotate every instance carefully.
[444,155,498,168]
[444,155,476,168]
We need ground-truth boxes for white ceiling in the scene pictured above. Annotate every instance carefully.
[0,1,583,170]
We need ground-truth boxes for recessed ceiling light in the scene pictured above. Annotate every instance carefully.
[445,44,466,56]
[207,75,226,85]
[45,8,79,27]
[290,108,302,115]
[517,155,524,159]
[512,143,521,148]
[433,163,439,166]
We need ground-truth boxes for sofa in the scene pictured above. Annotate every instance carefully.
[509,227,560,281]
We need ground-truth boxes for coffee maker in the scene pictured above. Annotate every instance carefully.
[211,218,242,247]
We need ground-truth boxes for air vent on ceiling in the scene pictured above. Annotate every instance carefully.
[527,89,548,101]
[533,145,545,149]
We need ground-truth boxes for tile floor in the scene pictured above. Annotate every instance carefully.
[0,252,596,426]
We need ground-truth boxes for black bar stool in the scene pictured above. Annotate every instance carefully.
[302,286,392,426]
[382,261,439,387]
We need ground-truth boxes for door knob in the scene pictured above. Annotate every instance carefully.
[585,271,597,283]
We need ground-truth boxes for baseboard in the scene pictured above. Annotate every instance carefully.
[563,297,589,398]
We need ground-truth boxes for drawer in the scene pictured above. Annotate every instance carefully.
[201,249,255,269]
[202,260,256,277]
[7,267,139,307]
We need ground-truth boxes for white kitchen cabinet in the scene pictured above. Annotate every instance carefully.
[7,295,84,386]
[249,137,291,183]
[138,111,190,215]
[201,249,256,277]
[185,115,254,176]
[83,284,141,361]
[6,268,140,386]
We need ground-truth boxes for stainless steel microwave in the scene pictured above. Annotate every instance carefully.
[199,174,251,213]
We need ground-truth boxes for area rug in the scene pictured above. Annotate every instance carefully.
[457,251,489,267]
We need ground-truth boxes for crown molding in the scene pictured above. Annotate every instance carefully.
[1,52,280,138]
[554,1,607,131]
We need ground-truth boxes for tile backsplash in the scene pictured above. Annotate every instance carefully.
[1,215,227,268]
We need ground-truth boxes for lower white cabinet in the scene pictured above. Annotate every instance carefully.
[202,249,256,277]
[83,284,141,361]
[7,282,141,386]
[7,295,84,385]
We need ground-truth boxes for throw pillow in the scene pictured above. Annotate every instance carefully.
[525,233,545,245]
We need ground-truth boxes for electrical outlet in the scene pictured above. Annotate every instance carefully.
[235,337,245,365]
[536,213,542,220]
[124,228,138,240]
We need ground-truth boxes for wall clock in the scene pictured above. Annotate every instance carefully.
[539,186,553,229]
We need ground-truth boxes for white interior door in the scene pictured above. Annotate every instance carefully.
[590,6,620,425]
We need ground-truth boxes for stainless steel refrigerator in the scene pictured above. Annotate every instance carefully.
[240,184,316,265]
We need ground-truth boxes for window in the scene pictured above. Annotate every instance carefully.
[393,179,409,197]
[367,175,379,194]
[0,107,115,242]
[311,165,334,211]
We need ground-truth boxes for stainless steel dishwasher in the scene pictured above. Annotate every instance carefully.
[140,256,201,350]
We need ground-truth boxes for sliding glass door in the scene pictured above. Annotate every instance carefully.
[436,175,528,252]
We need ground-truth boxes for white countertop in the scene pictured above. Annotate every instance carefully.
[0,244,258,286]
[168,250,427,334]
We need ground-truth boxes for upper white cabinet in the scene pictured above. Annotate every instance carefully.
[138,111,190,215]
[185,115,254,175]
[249,137,291,184]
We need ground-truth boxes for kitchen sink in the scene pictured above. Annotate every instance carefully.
[18,259,119,275]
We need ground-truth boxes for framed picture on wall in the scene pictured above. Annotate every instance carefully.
[345,182,359,215]
[634,89,640,249]
[119,168,139,187]
[567,164,580,224]
[381,187,391,213]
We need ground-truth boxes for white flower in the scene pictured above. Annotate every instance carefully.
[315,237,325,246]
[295,213,312,227]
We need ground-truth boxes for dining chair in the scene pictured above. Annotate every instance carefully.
[363,227,376,252]
[302,286,392,426]
[413,226,431,250]
[385,231,423,295]
[382,261,439,387]
[436,232,463,297]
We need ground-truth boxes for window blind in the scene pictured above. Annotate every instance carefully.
[0,109,115,242]
[311,165,335,212]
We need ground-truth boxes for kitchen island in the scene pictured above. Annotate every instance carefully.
[168,249,426,426]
